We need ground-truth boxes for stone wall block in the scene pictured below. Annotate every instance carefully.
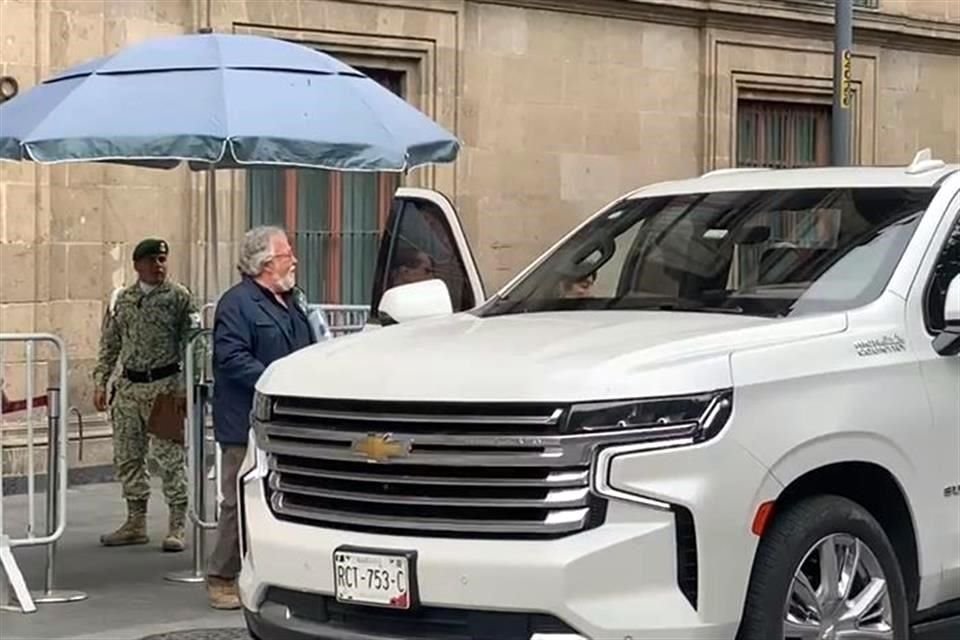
[1,183,38,244]
[0,0,38,65]
[50,186,104,242]
[475,3,528,56]
[48,243,68,300]
[0,243,35,303]
[102,185,186,244]
[48,300,102,361]
[49,8,104,73]
[66,244,105,301]
[560,154,625,203]
[0,158,37,185]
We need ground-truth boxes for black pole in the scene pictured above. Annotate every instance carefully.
[832,0,853,166]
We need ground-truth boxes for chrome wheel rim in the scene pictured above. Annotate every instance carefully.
[783,533,894,640]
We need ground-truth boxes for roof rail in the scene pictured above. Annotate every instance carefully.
[906,148,946,175]
[700,167,769,178]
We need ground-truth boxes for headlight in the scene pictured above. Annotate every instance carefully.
[249,393,272,480]
[253,443,269,478]
[569,389,733,444]
[251,391,273,422]
[243,418,270,480]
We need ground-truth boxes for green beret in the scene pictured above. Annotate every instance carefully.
[132,238,169,262]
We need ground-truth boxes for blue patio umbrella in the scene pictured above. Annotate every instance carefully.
[0,33,459,171]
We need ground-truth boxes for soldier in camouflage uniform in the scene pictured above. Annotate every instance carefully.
[93,238,201,552]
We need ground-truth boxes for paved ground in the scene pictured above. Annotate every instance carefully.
[6,481,957,640]
[1,481,246,640]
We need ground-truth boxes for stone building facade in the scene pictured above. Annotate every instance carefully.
[0,0,958,473]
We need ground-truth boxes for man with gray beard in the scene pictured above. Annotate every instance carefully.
[206,226,322,609]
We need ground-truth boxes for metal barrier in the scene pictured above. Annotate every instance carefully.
[199,303,223,512]
[0,333,87,613]
[311,304,370,337]
[200,302,216,329]
[0,303,369,600]
[165,329,215,584]
[199,299,369,339]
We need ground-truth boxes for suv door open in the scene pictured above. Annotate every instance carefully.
[367,188,485,326]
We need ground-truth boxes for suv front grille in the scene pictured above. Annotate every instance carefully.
[255,397,608,538]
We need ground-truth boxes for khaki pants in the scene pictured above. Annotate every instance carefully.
[207,444,247,579]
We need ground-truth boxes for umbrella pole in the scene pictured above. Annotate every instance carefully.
[202,172,209,304]
[209,168,220,299]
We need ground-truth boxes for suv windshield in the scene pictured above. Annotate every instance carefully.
[478,187,936,319]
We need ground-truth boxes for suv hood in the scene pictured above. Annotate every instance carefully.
[257,311,846,402]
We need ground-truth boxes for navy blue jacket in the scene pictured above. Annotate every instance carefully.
[211,277,319,445]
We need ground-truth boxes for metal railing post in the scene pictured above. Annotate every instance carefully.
[25,342,35,539]
[214,443,223,519]
[31,388,86,604]
[0,333,87,612]
[165,330,217,584]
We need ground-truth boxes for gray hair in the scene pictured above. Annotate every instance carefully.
[237,226,287,277]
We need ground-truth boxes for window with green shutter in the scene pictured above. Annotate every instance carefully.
[737,100,832,169]
[245,67,404,305]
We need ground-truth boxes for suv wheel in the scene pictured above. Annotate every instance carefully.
[738,495,909,640]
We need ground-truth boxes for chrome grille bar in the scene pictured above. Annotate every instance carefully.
[270,459,590,488]
[271,494,591,536]
[263,423,556,449]
[273,403,564,427]
[261,437,573,467]
[259,421,698,467]
[269,474,590,509]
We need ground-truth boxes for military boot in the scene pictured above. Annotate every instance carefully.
[162,505,186,552]
[100,499,149,546]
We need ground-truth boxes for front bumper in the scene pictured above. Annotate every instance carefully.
[244,593,586,640]
[239,435,779,640]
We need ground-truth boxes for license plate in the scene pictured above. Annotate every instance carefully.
[333,547,415,610]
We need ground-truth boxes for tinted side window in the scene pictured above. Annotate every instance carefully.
[371,198,476,318]
[926,215,960,332]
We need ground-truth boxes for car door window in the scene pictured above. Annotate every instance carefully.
[370,196,478,319]
[925,215,960,332]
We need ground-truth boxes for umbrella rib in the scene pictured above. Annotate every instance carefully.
[211,34,232,165]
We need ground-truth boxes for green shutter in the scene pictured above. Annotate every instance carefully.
[295,169,332,303]
[341,173,380,305]
[737,100,831,169]
[247,169,284,227]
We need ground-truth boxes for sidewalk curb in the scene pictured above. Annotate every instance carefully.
[2,464,115,495]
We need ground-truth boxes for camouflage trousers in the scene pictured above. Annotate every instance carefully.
[110,377,187,509]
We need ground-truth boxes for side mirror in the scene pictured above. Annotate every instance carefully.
[932,274,960,356]
[378,279,453,325]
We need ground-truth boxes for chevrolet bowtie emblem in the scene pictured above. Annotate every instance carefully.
[352,434,411,463]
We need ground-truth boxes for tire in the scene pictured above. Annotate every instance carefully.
[737,495,910,640]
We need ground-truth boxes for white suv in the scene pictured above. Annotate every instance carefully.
[238,150,960,640]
